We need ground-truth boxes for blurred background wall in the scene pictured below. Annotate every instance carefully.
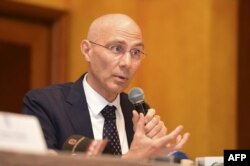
[1,0,249,159]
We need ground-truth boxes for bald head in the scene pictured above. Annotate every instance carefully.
[80,13,144,101]
[87,14,142,42]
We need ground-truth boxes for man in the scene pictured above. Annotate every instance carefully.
[23,13,189,159]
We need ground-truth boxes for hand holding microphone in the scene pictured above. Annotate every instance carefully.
[128,87,167,139]
[126,87,190,160]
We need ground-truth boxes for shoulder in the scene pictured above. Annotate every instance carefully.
[23,83,77,107]
[25,74,86,100]
[25,82,73,99]
[23,74,86,107]
[22,82,75,115]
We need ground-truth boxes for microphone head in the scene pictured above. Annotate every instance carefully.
[62,135,91,153]
[63,135,108,155]
[128,87,144,104]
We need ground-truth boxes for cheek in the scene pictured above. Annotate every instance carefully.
[130,63,141,75]
[90,53,114,74]
[89,51,105,67]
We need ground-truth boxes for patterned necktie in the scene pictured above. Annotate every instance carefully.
[101,105,122,155]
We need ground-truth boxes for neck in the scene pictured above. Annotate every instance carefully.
[86,73,118,102]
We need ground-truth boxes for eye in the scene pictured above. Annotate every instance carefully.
[130,49,142,59]
[109,45,124,54]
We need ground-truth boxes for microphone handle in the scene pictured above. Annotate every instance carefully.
[134,101,150,115]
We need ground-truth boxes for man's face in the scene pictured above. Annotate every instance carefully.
[85,22,144,99]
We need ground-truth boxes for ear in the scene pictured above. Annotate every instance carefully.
[80,40,91,62]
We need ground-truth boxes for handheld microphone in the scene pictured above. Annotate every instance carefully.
[128,87,150,115]
[62,135,108,155]
[62,135,92,154]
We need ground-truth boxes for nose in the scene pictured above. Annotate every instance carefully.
[119,51,132,67]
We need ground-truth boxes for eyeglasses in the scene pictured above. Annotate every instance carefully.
[89,40,146,61]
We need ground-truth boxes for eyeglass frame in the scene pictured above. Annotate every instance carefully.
[88,40,147,61]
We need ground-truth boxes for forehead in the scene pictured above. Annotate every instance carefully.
[88,14,143,44]
[100,23,143,46]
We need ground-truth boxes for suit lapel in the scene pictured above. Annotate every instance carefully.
[120,93,134,147]
[65,74,94,139]
[64,75,134,146]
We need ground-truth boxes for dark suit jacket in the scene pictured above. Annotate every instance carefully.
[23,75,134,150]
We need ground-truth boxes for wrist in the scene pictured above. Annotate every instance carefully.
[121,150,144,160]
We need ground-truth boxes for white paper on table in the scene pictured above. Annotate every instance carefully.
[0,111,47,154]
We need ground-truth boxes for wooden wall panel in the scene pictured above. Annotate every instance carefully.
[238,0,250,149]
[0,42,30,113]
[0,1,68,112]
[0,16,50,88]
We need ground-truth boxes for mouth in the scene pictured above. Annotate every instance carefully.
[114,75,128,83]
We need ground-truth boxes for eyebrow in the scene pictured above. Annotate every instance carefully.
[134,43,145,49]
[106,40,145,49]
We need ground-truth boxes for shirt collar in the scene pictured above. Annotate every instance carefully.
[83,74,120,116]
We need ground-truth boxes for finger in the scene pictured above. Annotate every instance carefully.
[155,126,185,155]
[145,115,160,133]
[173,132,190,150]
[90,140,99,156]
[145,108,155,123]
[146,121,162,138]
[157,125,184,146]
[176,135,182,143]
[86,141,98,156]
[152,122,167,139]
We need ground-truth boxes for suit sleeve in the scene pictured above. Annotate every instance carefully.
[22,90,59,149]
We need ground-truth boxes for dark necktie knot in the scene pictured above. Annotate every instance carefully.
[101,105,116,120]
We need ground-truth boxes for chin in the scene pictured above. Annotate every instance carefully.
[110,84,126,94]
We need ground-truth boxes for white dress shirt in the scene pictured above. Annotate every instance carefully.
[82,74,129,154]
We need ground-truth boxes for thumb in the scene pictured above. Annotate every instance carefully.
[134,113,146,135]
[132,110,140,131]
[132,110,139,126]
